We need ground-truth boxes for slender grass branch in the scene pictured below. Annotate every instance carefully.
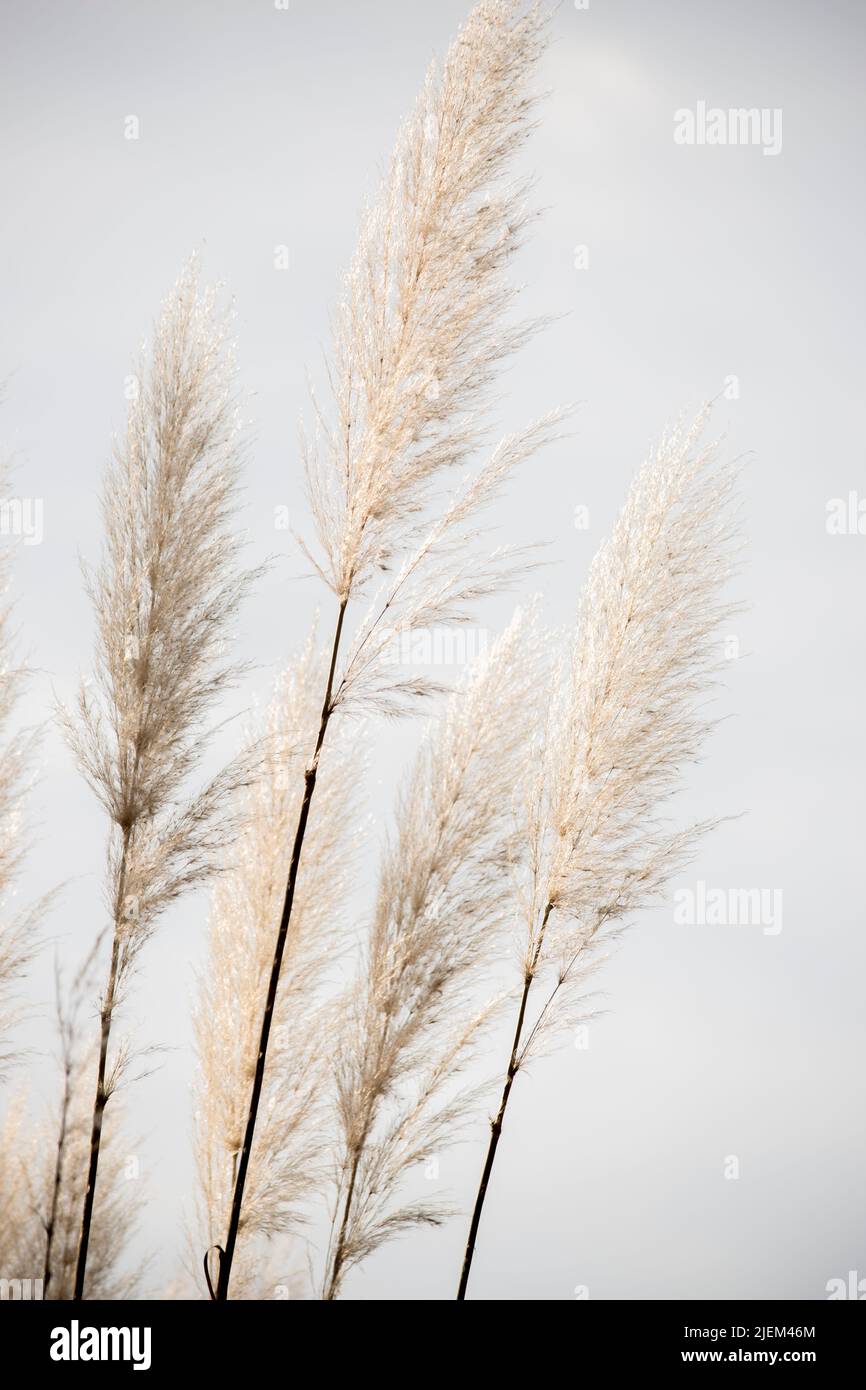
[43,1044,72,1296]
[323,1144,363,1302]
[73,844,127,1301]
[458,410,740,1300]
[457,901,552,1300]
[66,258,254,1298]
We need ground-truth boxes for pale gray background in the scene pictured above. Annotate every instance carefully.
[1,0,864,1300]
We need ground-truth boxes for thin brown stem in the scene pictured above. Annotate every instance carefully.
[42,1060,71,1297]
[324,1146,362,1301]
[456,902,553,1301]
[72,930,121,1300]
[214,597,348,1301]
[73,829,134,1300]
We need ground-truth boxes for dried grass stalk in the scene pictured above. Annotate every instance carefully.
[457,409,742,1297]
[323,607,541,1299]
[64,257,255,1299]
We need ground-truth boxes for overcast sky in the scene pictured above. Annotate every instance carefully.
[2,0,864,1300]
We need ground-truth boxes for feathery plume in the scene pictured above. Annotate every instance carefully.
[303,0,550,606]
[323,607,541,1299]
[457,410,742,1297]
[64,256,255,1299]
